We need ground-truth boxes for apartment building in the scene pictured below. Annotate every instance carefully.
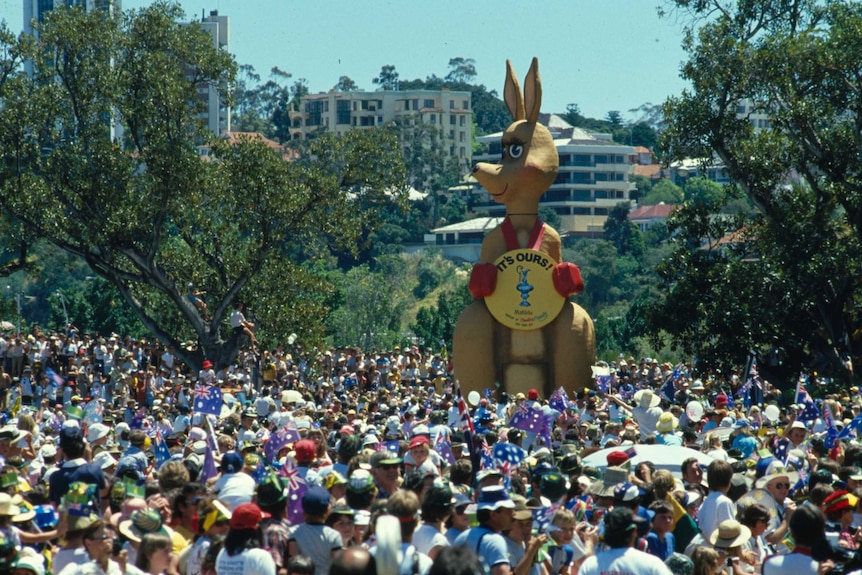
[290,88,472,173]
[194,10,231,136]
[472,114,638,236]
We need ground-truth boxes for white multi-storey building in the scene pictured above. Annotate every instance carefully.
[472,114,638,236]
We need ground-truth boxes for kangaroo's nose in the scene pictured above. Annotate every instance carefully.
[472,165,479,173]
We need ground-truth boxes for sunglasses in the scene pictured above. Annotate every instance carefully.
[455,507,468,515]
[378,464,399,470]
[772,482,791,489]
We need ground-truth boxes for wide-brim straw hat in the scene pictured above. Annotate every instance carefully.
[634,389,660,408]
[709,519,751,548]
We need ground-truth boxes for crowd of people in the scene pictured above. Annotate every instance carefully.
[0,328,861,575]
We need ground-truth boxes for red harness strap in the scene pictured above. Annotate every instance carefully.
[501,216,546,251]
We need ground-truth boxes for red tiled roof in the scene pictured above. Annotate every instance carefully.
[629,204,675,220]
[634,164,661,178]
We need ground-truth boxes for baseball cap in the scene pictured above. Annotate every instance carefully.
[301,486,332,516]
[220,452,244,474]
[230,503,270,530]
[347,469,376,494]
[603,506,646,537]
[409,435,430,449]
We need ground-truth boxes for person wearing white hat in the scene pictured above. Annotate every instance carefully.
[86,423,110,454]
[605,388,662,440]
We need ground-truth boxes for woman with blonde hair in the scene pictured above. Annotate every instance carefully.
[703,432,730,462]
[691,547,720,575]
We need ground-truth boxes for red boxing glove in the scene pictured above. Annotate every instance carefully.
[469,262,498,299]
[553,262,584,297]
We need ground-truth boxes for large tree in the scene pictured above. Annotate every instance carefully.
[0,2,406,370]
[656,0,862,381]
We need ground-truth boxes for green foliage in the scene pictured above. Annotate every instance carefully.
[657,0,862,381]
[445,57,477,84]
[683,177,725,207]
[411,283,472,350]
[642,179,684,205]
[397,117,462,193]
[603,202,646,259]
[0,3,407,369]
[372,65,400,91]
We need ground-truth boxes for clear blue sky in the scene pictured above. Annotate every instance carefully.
[0,0,691,121]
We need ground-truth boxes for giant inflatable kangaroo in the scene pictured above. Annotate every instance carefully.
[453,58,596,401]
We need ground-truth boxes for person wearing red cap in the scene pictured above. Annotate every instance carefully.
[606,451,630,468]
[215,502,276,575]
[528,389,540,401]
[198,360,215,386]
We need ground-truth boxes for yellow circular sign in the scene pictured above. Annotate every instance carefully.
[485,249,566,331]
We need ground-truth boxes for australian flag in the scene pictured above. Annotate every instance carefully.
[194,385,223,416]
[549,387,571,413]
[46,368,64,388]
[436,434,455,466]
[824,403,839,450]
[265,427,293,463]
[838,412,862,440]
[795,375,820,422]
[280,457,307,525]
[153,429,171,468]
[455,381,478,483]
[509,404,545,433]
[480,438,495,469]
[737,351,763,409]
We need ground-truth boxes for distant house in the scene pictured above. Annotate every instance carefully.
[421,217,504,262]
[628,203,675,232]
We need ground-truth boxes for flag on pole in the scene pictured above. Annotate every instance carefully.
[435,433,455,466]
[795,375,820,422]
[45,368,64,388]
[199,442,218,483]
[193,385,223,416]
[455,380,478,484]
[508,404,545,433]
[280,457,307,525]
[838,413,862,440]
[824,403,839,450]
[153,429,171,468]
[549,387,571,413]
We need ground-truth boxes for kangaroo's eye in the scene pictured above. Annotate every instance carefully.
[508,144,523,159]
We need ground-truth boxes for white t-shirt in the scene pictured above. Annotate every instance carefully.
[212,471,256,510]
[697,491,736,538]
[578,547,673,575]
[412,523,449,556]
[215,547,276,575]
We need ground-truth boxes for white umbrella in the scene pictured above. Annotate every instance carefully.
[581,445,716,478]
[282,389,303,404]
[0,321,14,331]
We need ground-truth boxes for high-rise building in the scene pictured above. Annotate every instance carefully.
[193,10,230,136]
[23,0,122,37]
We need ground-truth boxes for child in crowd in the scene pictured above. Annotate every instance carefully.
[645,500,676,561]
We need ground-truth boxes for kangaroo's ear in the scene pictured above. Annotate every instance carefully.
[504,60,525,121]
[524,57,542,123]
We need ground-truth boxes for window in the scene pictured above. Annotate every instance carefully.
[460,147,465,158]
[429,114,436,123]
[554,207,569,215]
[570,173,591,184]
[450,146,455,156]
[424,99,435,108]
[459,115,465,126]
[450,101,454,109]
[359,117,374,127]
[459,132,465,142]
[449,130,455,139]
[336,100,351,125]
[594,155,608,164]
[571,154,591,167]
[305,100,324,126]
[594,208,608,215]
[450,115,456,125]
[571,190,593,201]
[573,207,591,215]
[553,173,569,185]
[463,100,469,110]
[595,173,608,182]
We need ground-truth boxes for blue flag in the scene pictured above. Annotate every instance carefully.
[193,385,223,416]
[480,438,495,470]
[837,413,862,440]
[265,427,293,462]
[153,430,171,468]
[824,403,839,450]
[659,376,676,403]
[199,442,218,483]
[493,442,526,467]
[549,387,570,413]
[382,439,401,454]
[435,434,455,466]
[508,404,545,433]
[795,376,820,422]
[45,368,64,388]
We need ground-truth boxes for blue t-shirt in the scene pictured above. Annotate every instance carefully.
[48,459,106,509]
[645,531,675,561]
[454,526,509,571]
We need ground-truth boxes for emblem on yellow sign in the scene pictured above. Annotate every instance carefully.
[485,248,565,330]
